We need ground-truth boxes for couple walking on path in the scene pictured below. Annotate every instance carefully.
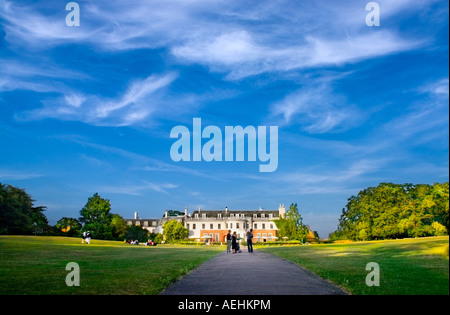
[226,229,254,253]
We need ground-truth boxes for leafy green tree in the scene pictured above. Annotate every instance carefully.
[431,222,448,236]
[111,214,127,240]
[331,182,449,241]
[274,203,307,241]
[150,232,163,244]
[162,220,188,242]
[55,217,82,236]
[79,193,113,240]
[0,183,48,235]
[430,182,449,232]
[125,225,149,242]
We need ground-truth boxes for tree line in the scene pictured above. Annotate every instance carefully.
[0,183,170,242]
[330,182,449,241]
[3,181,448,243]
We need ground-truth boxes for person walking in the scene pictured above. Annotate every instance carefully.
[226,230,232,254]
[85,231,91,244]
[247,229,254,253]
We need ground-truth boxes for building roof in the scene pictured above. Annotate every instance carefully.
[189,209,279,218]
[125,218,160,224]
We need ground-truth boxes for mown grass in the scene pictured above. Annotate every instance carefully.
[258,236,449,295]
[0,236,222,295]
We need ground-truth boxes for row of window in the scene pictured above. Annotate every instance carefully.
[204,232,275,242]
[127,221,157,227]
[188,222,274,230]
[194,213,275,219]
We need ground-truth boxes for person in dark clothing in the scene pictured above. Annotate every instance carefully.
[247,229,254,253]
[226,230,232,253]
[231,231,237,253]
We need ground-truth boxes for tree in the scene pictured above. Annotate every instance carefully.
[111,214,127,240]
[79,193,113,240]
[274,203,307,241]
[0,183,48,235]
[125,225,149,242]
[162,220,188,242]
[331,182,449,240]
[56,217,82,237]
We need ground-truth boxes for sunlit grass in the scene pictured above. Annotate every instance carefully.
[258,236,449,295]
[0,236,222,295]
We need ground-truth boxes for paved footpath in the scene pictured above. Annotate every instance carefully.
[160,248,348,295]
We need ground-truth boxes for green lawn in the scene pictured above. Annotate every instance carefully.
[0,236,222,295]
[258,236,449,295]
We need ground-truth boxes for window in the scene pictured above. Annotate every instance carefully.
[186,224,189,230]
[253,214,257,219]
[261,214,265,218]
[218,224,221,229]
[262,223,265,229]
[230,214,235,218]
[144,221,148,226]
[215,234,219,242]
[241,214,245,218]
[210,223,213,229]
[202,224,205,229]
[193,224,196,230]
[195,213,199,218]
[269,213,273,219]
[254,223,257,229]
[152,221,157,226]
[218,213,222,219]
[270,223,273,229]
[230,223,233,229]
[236,223,239,229]
[202,213,206,219]
[269,233,273,241]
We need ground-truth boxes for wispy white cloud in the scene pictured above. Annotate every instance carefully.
[16,72,178,126]
[100,181,178,196]
[1,0,429,78]
[419,78,450,97]
[0,168,45,180]
[173,30,422,80]
[269,81,365,134]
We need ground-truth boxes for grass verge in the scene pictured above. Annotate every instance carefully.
[0,235,222,295]
[258,236,449,295]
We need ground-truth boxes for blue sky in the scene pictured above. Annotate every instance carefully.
[0,0,448,238]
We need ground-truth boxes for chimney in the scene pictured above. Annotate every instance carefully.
[278,204,286,218]
[134,211,138,219]
[225,206,228,213]
[164,209,168,218]
[184,206,188,216]
[259,207,262,211]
